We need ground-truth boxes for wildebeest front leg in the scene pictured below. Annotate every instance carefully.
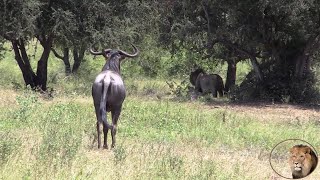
[111,110,121,148]
[103,123,109,149]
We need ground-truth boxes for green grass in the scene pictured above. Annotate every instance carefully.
[0,88,319,179]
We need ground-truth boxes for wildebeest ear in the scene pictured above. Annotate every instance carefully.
[119,55,126,61]
[102,53,110,59]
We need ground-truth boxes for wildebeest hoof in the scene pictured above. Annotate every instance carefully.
[103,145,108,149]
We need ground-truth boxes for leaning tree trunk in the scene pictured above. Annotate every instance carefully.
[35,35,53,91]
[225,58,237,92]
[294,34,320,78]
[52,47,71,75]
[51,45,86,74]
[294,54,312,79]
[249,55,263,82]
[11,39,37,88]
[62,48,71,75]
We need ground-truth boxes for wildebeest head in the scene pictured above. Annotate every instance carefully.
[190,68,205,86]
[89,44,139,73]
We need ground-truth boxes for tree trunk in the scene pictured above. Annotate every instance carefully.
[249,55,263,82]
[72,46,85,73]
[294,55,308,78]
[63,48,71,75]
[11,39,37,88]
[35,35,53,91]
[225,58,237,92]
[294,34,320,78]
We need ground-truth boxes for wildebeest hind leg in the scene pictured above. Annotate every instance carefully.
[111,110,121,148]
[96,121,102,148]
[102,123,109,149]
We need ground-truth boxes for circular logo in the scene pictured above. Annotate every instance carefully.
[269,139,318,179]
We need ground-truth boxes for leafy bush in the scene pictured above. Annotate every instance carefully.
[14,88,40,122]
[166,79,192,100]
[234,67,320,103]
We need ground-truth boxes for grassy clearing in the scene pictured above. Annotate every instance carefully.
[1,46,319,179]
[0,89,320,179]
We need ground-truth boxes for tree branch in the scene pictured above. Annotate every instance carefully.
[36,35,45,47]
[218,39,263,81]
[51,48,64,60]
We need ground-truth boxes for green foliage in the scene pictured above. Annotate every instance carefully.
[233,64,320,103]
[155,0,320,102]
[0,0,40,40]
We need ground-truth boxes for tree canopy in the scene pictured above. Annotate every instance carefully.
[155,0,320,102]
[0,0,320,102]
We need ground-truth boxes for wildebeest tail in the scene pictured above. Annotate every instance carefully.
[100,76,113,129]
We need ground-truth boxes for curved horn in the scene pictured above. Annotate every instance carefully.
[118,44,139,57]
[89,48,104,55]
[89,44,112,56]
[103,48,112,54]
[89,44,104,55]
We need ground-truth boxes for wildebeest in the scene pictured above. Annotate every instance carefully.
[190,68,224,98]
[90,44,139,149]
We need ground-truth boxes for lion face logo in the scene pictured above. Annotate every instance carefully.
[289,145,318,179]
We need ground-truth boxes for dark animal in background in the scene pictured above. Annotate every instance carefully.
[190,68,224,98]
[90,44,139,149]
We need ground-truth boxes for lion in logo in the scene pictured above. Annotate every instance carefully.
[289,144,318,179]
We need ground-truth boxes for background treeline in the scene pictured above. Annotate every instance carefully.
[1,0,320,103]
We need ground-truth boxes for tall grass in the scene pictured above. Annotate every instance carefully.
[0,88,319,179]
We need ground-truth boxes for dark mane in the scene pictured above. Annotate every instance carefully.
[190,68,205,86]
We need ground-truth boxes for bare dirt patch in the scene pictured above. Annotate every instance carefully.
[0,89,18,107]
[200,100,320,123]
